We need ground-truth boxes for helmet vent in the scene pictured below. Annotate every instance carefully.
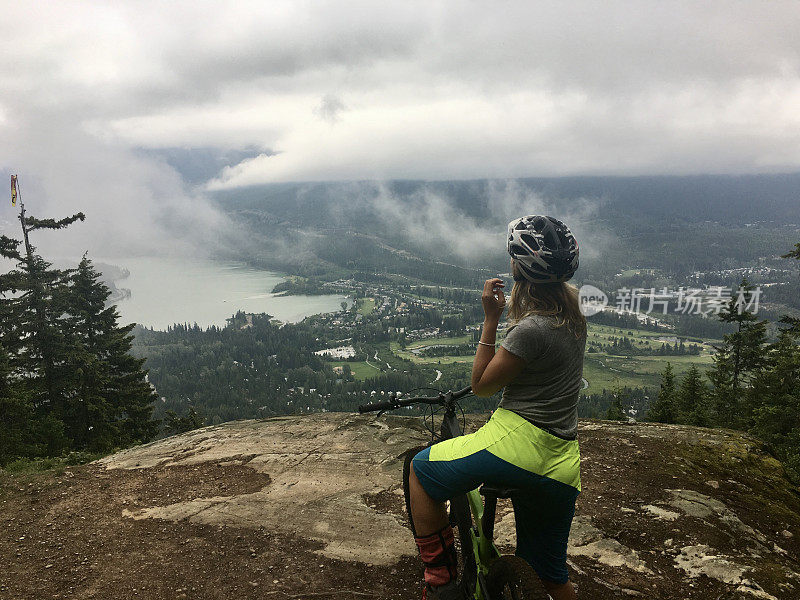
[520,233,539,251]
[509,243,529,256]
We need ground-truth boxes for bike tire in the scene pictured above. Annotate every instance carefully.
[402,445,428,535]
[486,555,549,600]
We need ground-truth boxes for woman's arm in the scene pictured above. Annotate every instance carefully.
[471,279,525,397]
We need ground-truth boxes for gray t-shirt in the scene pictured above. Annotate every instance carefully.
[499,314,586,440]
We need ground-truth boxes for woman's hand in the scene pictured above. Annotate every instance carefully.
[481,278,506,323]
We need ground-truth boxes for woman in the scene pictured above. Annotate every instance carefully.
[409,215,586,600]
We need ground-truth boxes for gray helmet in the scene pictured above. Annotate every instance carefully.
[507,215,579,283]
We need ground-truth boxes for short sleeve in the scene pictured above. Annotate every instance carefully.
[500,318,547,363]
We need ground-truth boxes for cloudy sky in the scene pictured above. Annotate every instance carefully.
[1,1,799,255]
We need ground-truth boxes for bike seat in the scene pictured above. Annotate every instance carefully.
[479,485,524,499]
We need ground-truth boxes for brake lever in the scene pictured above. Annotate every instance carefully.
[376,392,400,419]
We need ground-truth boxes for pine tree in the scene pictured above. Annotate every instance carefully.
[779,244,800,336]
[747,327,800,480]
[1,236,34,463]
[0,341,33,465]
[707,342,735,427]
[1,198,157,458]
[0,209,84,430]
[745,242,800,480]
[647,362,677,423]
[0,247,69,461]
[782,242,800,261]
[677,365,710,426]
[716,278,767,390]
[605,384,627,421]
[164,407,206,436]
[708,278,767,429]
[67,256,159,450]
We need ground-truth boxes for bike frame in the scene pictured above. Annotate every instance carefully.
[437,399,501,600]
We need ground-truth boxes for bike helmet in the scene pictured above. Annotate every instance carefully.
[507,215,579,283]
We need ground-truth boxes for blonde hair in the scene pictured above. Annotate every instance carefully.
[508,261,587,338]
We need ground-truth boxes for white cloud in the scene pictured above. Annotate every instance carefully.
[1,0,799,255]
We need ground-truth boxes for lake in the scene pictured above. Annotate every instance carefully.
[95,256,348,330]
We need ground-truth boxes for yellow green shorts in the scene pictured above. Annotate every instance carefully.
[412,408,581,584]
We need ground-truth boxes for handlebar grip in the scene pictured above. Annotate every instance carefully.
[358,399,398,413]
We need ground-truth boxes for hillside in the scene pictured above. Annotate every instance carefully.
[1,415,799,600]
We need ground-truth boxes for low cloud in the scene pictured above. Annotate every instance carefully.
[299,180,611,266]
[1,2,798,259]
[0,109,243,261]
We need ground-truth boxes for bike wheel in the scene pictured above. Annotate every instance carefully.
[486,555,549,600]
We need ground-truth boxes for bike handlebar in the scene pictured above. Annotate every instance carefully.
[358,386,472,414]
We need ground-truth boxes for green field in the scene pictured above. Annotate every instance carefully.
[406,334,473,349]
[586,323,718,355]
[392,336,474,365]
[583,353,713,392]
[387,322,718,391]
[327,360,381,380]
[405,354,473,365]
[355,297,376,315]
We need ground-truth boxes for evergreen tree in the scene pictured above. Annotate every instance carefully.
[744,242,800,480]
[164,407,206,436]
[1,197,156,460]
[782,241,800,261]
[677,365,710,426]
[0,341,33,464]
[67,256,159,450]
[747,326,800,480]
[605,385,626,421]
[715,278,767,389]
[708,278,767,429]
[0,209,84,429]
[707,342,735,427]
[0,247,71,459]
[647,362,677,423]
[779,244,800,336]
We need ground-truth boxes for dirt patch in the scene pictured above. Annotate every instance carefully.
[0,463,420,600]
[100,461,270,508]
[362,490,407,523]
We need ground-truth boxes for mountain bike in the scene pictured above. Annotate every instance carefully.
[359,387,549,600]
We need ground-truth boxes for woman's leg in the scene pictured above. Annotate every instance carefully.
[408,460,459,592]
[511,479,580,600]
[542,580,577,600]
[409,463,448,535]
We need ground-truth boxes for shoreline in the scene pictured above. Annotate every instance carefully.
[93,256,349,331]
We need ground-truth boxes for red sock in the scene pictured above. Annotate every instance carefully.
[414,526,458,586]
